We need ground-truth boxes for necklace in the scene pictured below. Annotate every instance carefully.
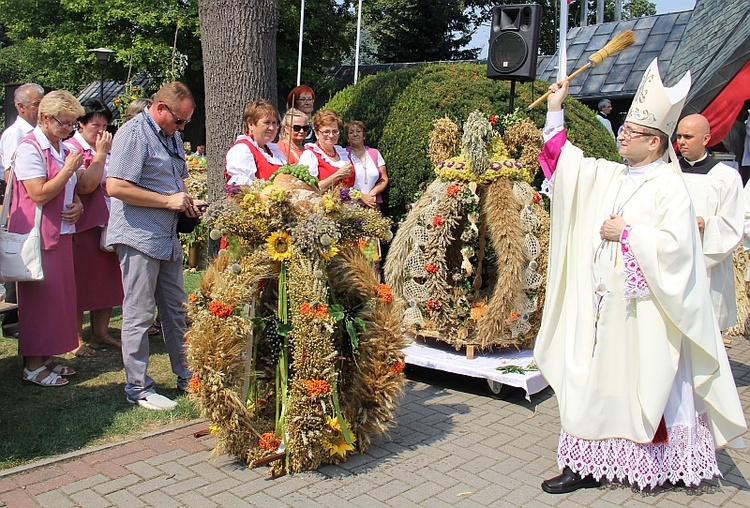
[317,142,338,159]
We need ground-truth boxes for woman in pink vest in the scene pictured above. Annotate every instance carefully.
[344,120,389,210]
[225,99,286,185]
[9,90,85,387]
[65,98,123,356]
[299,109,354,191]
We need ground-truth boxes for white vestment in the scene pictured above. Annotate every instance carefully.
[534,140,746,454]
[682,160,743,330]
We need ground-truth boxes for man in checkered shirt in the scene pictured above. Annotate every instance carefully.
[106,82,203,411]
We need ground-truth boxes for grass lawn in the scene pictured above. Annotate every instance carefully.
[0,270,204,471]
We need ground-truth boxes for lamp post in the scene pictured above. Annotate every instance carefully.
[89,47,114,102]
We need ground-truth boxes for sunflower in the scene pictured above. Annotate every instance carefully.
[326,436,356,458]
[266,231,293,261]
[319,244,339,261]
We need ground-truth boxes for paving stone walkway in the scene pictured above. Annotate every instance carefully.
[2,337,749,507]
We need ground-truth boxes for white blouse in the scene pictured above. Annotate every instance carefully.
[225,134,286,185]
[349,148,385,195]
[298,143,349,178]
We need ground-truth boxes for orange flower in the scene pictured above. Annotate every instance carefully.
[315,303,328,319]
[425,263,438,274]
[426,299,442,311]
[258,432,282,451]
[470,302,487,321]
[209,300,234,318]
[188,293,198,303]
[299,302,313,315]
[389,359,406,374]
[432,215,444,227]
[532,191,542,204]
[304,379,331,397]
[376,283,393,303]
[446,184,460,197]
[189,375,202,393]
[505,312,521,324]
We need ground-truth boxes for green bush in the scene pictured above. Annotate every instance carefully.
[325,62,619,216]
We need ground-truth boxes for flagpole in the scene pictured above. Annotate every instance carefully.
[558,0,569,83]
[354,0,363,84]
[297,0,306,86]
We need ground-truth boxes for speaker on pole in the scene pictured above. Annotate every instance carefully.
[486,3,542,82]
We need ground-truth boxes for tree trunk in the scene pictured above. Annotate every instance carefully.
[198,0,279,203]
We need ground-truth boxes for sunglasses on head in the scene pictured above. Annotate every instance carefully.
[292,124,311,133]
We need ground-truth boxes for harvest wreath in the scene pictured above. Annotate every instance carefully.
[188,172,405,476]
[384,111,550,350]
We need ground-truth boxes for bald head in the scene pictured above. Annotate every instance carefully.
[676,114,711,162]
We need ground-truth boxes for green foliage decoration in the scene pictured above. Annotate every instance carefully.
[325,62,619,217]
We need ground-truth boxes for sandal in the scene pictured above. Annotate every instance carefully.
[91,334,121,348]
[43,358,76,376]
[23,366,68,387]
[72,343,96,357]
[147,326,160,336]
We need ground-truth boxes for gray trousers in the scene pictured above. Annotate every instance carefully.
[116,244,192,399]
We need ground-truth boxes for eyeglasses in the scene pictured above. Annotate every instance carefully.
[52,116,76,129]
[292,124,311,133]
[319,129,339,137]
[161,102,191,126]
[296,97,314,103]
[619,127,654,140]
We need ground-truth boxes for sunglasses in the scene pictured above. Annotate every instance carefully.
[161,102,191,126]
[292,124,311,133]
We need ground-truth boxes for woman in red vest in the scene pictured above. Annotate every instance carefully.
[65,98,123,356]
[299,109,354,191]
[225,99,286,185]
[9,91,85,387]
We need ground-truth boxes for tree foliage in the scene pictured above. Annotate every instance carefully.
[276,0,355,93]
[0,0,200,93]
[364,0,482,62]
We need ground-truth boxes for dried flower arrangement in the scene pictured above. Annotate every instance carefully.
[187,170,406,476]
[384,111,550,350]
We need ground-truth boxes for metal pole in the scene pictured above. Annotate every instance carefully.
[99,65,105,102]
[596,0,604,25]
[580,0,587,27]
[509,79,516,113]
[354,0,363,85]
[296,0,306,86]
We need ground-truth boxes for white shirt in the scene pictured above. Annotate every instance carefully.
[595,113,615,139]
[0,116,35,179]
[349,148,385,195]
[225,134,286,185]
[14,126,78,234]
[298,143,349,178]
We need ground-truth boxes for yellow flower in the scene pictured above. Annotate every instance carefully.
[209,424,220,435]
[326,435,355,458]
[268,186,286,202]
[267,231,293,261]
[319,244,339,261]
[327,416,341,432]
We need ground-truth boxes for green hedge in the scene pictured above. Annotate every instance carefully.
[325,62,619,216]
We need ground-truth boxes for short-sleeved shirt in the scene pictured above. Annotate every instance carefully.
[106,109,188,261]
[0,116,35,178]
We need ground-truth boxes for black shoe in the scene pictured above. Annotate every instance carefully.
[541,467,601,494]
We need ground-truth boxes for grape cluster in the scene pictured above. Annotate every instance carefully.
[264,316,282,365]
[271,164,318,188]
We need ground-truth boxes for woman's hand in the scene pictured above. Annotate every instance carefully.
[62,150,83,176]
[360,192,377,208]
[62,201,84,224]
[336,162,353,181]
[95,131,113,155]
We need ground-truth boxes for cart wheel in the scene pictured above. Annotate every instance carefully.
[487,380,510,399]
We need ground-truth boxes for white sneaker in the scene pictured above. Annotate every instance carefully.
[126,392,178,411]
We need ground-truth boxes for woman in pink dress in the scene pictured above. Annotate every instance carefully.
[9,90,85,387]
[66,98,123,355]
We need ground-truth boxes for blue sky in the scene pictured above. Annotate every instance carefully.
[470,0,697,59]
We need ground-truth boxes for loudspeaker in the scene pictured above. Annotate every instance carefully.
[487,4,542,81]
